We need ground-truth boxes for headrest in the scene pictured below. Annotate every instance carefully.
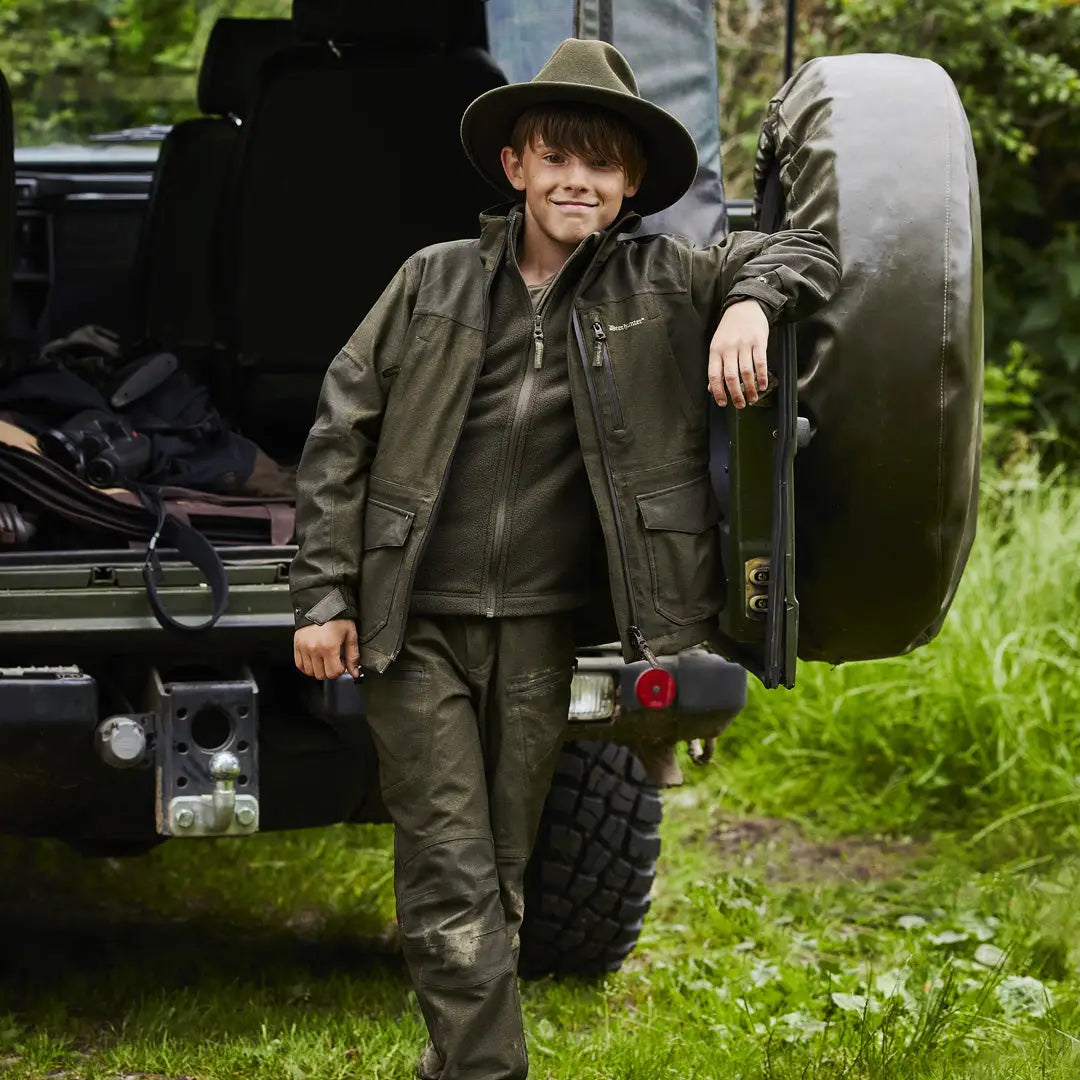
[290,0,474,47]
[197,18,297,117]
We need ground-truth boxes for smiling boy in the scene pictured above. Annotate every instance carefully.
[290,39,840,1080]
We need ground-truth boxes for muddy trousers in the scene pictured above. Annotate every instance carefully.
[364,614,576,1080]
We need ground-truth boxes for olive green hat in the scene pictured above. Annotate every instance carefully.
[460,38,699,217]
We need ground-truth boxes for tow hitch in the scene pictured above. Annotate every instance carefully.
[94,666,260,838]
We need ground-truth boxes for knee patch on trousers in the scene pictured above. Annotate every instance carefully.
[397,836,512,989]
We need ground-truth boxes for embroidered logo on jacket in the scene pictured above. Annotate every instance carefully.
[607,317,647,332]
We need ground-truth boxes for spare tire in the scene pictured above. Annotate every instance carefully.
[519,741,661,978]
[755,54,983,663]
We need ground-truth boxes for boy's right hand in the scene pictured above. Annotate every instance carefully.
[294,619,360,681]
[707,299,770,408]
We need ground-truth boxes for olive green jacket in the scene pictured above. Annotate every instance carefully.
[290,205,841,672]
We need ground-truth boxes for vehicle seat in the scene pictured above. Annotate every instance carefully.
[217,0,505,453]
[131,17,296,359]
[0,66,13,344]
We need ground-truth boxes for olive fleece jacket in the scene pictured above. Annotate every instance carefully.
[411,215,597,617]
[289,204,841,672]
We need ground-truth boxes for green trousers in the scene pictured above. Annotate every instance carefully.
[364,614,575,1080]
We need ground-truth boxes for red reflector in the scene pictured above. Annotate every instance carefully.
[634,667,676,710]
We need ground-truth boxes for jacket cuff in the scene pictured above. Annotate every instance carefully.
[292,585,357,629]
[723,274,789,324]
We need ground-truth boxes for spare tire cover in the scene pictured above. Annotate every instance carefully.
[754,53,984,664]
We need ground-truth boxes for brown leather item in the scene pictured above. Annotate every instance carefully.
[756,55,982,663]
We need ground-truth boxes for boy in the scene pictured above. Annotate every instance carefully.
[291,38,840,1080]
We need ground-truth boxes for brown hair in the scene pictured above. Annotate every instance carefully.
[509,103,647,189]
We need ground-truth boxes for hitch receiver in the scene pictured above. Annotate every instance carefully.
[148,666,260,838]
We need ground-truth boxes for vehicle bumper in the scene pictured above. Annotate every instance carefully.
[0,646,745,845]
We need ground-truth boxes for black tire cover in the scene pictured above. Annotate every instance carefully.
[754,54,984,663]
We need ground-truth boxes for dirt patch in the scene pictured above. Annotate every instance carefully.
[709,816,932,884]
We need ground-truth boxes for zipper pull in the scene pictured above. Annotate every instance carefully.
[591,320,606,367]
[629,625,660,668]
[533,315,545,369]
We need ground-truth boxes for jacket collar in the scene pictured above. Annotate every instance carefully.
[477,202,643,275]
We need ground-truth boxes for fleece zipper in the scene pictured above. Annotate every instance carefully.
[481,240,588,618]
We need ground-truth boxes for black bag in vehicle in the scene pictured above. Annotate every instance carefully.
[0,326,294,498]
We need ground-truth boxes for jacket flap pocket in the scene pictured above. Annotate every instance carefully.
[637,476,720,534]
[363,498,415,549]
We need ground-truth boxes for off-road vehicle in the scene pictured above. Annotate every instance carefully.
[0,0,983,978]
[0,0,794,978]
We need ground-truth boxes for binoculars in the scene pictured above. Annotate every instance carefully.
[39,409,152,487]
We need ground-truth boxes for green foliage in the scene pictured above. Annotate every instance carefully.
[981,341,1042,464]
[717,0,1080,462]
[825,0,1080,460]
[0,0,290,144]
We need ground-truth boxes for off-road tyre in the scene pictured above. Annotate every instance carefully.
[519,741,662,978]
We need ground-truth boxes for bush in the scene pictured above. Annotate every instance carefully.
[717,0,1080,462]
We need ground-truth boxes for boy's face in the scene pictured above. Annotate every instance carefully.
[500,137,641,253]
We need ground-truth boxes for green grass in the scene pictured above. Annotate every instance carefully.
[1,810,1078,1078]
[2,460,1079,1078]
[714,459,1080,856]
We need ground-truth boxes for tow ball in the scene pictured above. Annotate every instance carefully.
[95,666,260,838]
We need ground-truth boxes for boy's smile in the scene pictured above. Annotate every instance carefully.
[500,139,641,273]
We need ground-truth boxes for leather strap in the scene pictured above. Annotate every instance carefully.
[0,444,230,633]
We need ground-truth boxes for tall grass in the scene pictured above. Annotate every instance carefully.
[716,459,1080,853]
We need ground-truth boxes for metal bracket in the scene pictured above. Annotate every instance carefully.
[745,557,770,617]
[148,666,260,838]
[168,749,259,835]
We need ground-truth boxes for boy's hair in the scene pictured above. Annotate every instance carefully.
[510,103,647,188]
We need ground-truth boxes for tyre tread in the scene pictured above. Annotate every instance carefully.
[520,740,662,978]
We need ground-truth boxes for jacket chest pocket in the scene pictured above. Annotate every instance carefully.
[636,475,722,626]
[359,497,415,643]
[588,296,699,436]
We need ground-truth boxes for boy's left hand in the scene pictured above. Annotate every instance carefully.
[707,299,770,408]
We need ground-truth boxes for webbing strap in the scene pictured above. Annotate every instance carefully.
[137,487,230,633]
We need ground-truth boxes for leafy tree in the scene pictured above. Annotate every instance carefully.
[0,0,289,144]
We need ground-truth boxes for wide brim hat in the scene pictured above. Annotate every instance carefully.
[461,38,699,218]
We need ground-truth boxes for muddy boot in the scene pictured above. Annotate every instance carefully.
[415,1041,442,1080]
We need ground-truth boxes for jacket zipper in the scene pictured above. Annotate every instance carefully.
[572,309,658,667]
[533,314,545,369]
[591,318,625,430]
